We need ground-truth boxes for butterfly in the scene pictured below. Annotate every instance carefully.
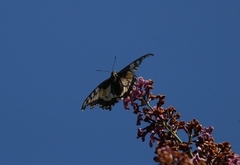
[81,53,154,111]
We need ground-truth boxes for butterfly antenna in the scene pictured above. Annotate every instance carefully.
[96,70,110,72]
[111,56,116,71]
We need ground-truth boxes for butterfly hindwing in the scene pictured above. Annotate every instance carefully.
[81,53,154,111]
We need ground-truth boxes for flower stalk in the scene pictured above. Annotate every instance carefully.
[123,76,239,165]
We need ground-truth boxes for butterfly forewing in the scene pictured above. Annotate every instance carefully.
[81,53,154,111]
[117,53,154,75]
[81,78,113,110]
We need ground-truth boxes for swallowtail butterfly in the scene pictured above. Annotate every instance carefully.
[81,53,154,110]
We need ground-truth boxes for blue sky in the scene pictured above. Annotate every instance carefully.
[1,1,240,165]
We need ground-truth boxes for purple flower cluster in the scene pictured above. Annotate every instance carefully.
[123,76,239,165]
[123,76,153,110]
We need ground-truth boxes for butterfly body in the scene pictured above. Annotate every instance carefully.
[81,53,154,111]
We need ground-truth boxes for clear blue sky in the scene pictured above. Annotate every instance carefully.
[1,1,240,165]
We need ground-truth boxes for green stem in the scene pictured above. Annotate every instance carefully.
[146,102,182,143]
[146,101,194,158]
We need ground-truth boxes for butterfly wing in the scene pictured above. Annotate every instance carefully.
[117,53,154,97]
[81,78,118,110]
[118,53,154,76]
[81,53,154,111]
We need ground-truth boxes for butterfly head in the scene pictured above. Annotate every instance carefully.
[110,71,118,82]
